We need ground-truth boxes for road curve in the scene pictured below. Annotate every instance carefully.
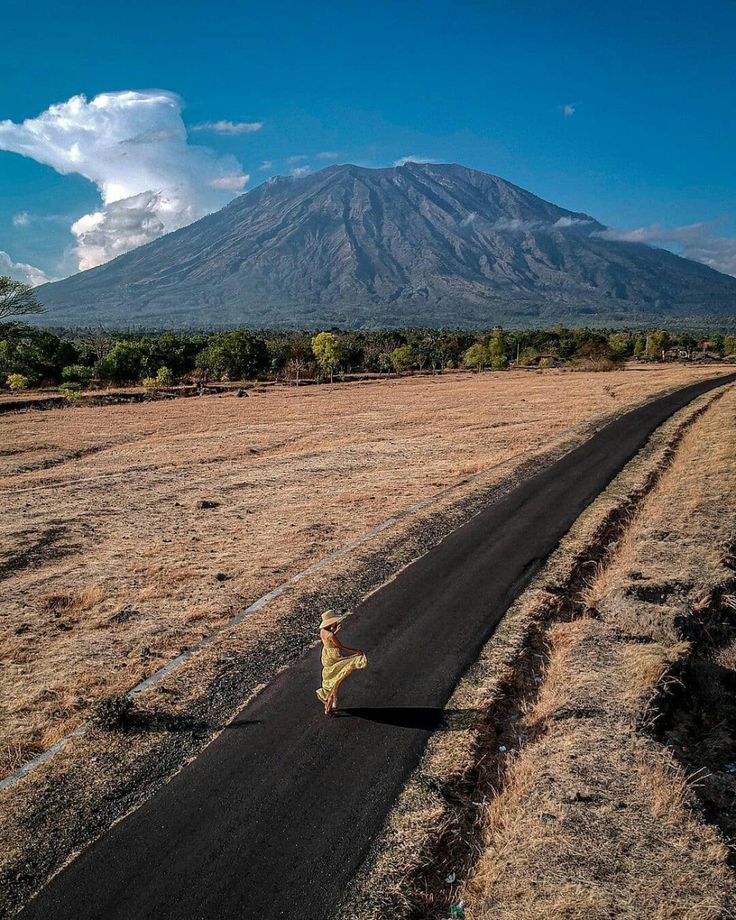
[18,373,736,920]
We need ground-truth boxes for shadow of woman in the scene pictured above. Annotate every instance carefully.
[340,707,482,731]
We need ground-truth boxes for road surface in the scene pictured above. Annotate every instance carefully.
[18,373,735,920]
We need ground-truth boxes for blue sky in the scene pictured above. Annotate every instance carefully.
[1,0,735,283]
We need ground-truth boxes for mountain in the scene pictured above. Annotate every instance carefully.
[37,163,736,328]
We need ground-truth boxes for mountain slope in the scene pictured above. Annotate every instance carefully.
[37,163,736,327]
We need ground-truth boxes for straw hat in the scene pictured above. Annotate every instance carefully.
[320,609,348,629]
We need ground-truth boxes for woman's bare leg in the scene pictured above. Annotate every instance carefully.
[326,675,349,715]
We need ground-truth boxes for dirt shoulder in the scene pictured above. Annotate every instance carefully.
[341,382,736,920]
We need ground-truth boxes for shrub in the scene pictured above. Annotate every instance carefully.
[61,364,94,386]
[7,373,29,391]
[142,376,158,389]
[156,365,174,386]
[59,381,82,393]
[90,694,134,730]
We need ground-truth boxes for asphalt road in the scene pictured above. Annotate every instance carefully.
[19,373,735,920]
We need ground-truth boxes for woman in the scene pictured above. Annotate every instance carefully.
[316,610,367,716]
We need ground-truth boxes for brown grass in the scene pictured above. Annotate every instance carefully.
[3,364,726,774]
[461,384,736,919]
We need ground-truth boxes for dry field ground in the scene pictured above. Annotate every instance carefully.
[0,364,730,778]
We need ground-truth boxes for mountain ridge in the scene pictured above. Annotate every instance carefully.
[37,162,736,328]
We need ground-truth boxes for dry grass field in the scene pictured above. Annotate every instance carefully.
[463,385,736,919]
[0,364,729,777]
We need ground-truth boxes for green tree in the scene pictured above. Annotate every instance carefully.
[0,276,45,321]
[270,333,312,384]
[195,330,268,381]
[390,344,414,373]
[608,332,631,359]
[633,336,646,358]
[377,351,393,374]
[646,330,670,361]
[463,342,489,371]
[98,340,149,384]
[62,364,95,387]
[0,325,77,385]
[311,332,343,382]
[724,335,736,356]
[488,329,508,370]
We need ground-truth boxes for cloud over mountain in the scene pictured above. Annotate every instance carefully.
[596,222,736,277]
[0,90,250,270]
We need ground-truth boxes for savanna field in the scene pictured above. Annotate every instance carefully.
[1,363,731,775]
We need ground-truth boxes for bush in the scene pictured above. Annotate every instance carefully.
[156,365,173,386]
[90,694,134,730]
[142,376,158,389]
[6,373,29,391]
[59,381,84,404]
[61,364,94,386]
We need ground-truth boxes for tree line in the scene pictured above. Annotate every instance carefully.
[2,322,735,391]
[1,273,734,390]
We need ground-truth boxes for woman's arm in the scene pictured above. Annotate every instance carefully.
[334,636,362,655]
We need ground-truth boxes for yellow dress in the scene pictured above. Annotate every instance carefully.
[316,637,368,702]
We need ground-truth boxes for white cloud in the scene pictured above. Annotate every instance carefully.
[553,216,593,227]
[0,90,250,271]
[563,104,576,117]
[393,155,439,167]
[595,222,736,277]
[317,151,340,160]
[287,154,308,164]
[290,165,311,178]
[190,120,262,135]
[209,173,250,190]
[12,211,31,227]
[0,251,52,286]
[259,160,273,171]
[490,217,542,232]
